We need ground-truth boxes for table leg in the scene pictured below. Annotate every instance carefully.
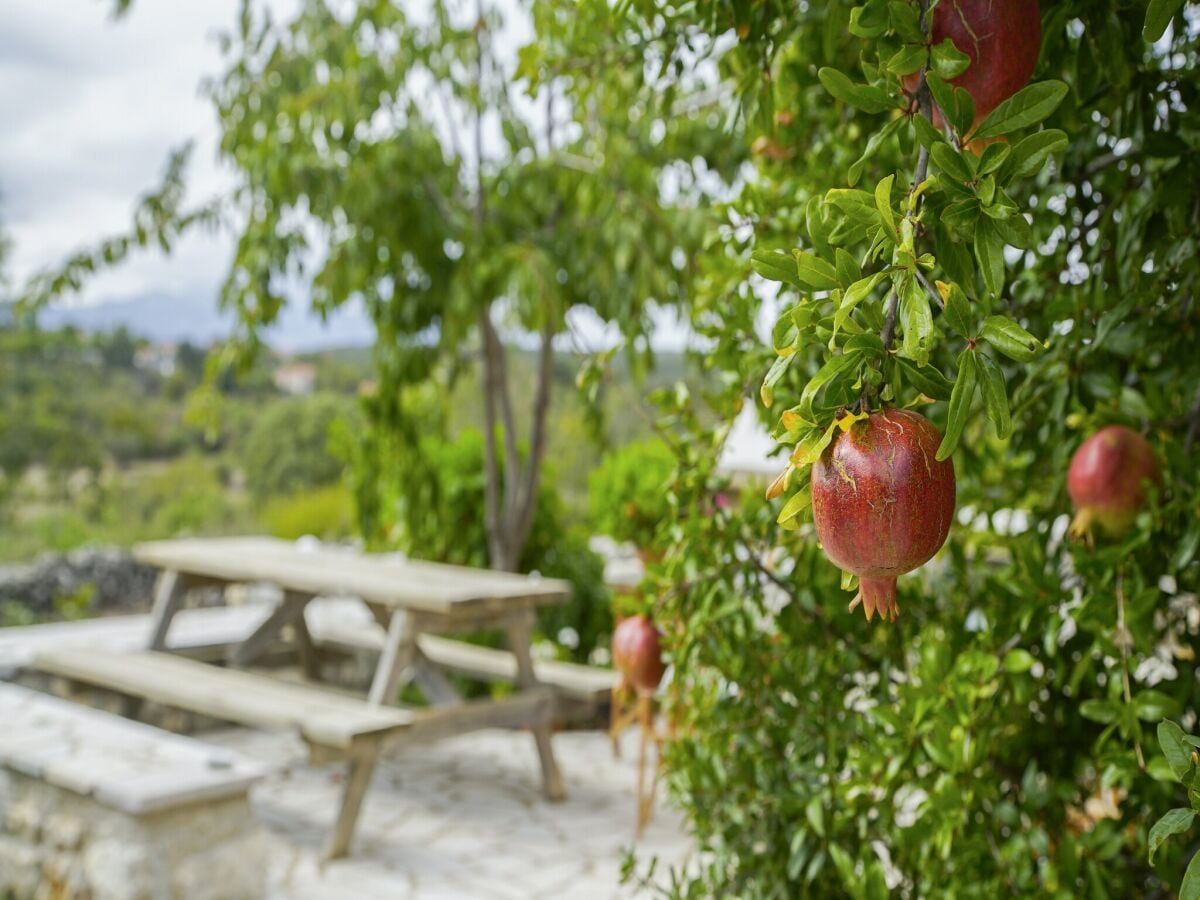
[228,592,309,668]
[325,742,380,860]
[368,610,417,706]
[147,570,189,651]
[506,614,565,801]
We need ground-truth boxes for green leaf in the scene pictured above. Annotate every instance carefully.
[931,143,973,183]
[1080,699,1119,724]
[777,487,813,524]
[817,67,893,114]
[1158,720,1195,781]
[752,250,804,288]
[936,349,977,461]
[974,221,1006,298]
[1183,848,1200,900]
[980,315,1042,362]
[875,174,896,233]
[792,420,839,467]
[805,795,826,837]
[887,44,928,76]
[977,354,1012,439]
[1003,649,1035,674]
[940,281,974,337]
[976,142,1012,175]
[1144,0,1186,42]
[1004,129,1069,180]
[1137,690,1181,722]
[772,305,801,354]
[925,74,956,130]
[1149,809,1195,865]
[912,114,947,150]
[990,209,1034,250]
[949,87,976,136]
[900,277,933,367]
[794,251,840,291]
[761,353,793,406]
[930,38,971,80]
[972,81,1069,140]
[798,352,864,419]
[836,274,884,336]
[834,249,862,288]
[895,356,953,401]
[848,117,904,186]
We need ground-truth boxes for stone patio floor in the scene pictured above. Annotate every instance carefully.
[202,724,691,899]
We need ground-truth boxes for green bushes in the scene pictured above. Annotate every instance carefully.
[261,485,356,541]
[361,426,613,662]
[588,438,675,551]
[239,393,356,500]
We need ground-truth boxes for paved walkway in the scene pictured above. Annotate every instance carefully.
[203,725,690,899]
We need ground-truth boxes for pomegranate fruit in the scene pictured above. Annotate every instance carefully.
[612,615,666,694]
[1067,425,1160,540]
[903,0,1041,134]
[811,408,956,622]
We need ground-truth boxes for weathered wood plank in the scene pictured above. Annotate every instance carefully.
[227,591,308,668]
[367,610,417,706]
[147,570,189,650]
[30,649,412,751]
[310,618,618,699]
[0,606,272,679]
[506,613,565,801]
[133,537,571,617]
[326,743,380,859]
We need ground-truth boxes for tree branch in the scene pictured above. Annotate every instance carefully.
[880,0,933,355]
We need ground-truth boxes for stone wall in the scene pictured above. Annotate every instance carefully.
[0,547,158,619]
[0,770,267,900]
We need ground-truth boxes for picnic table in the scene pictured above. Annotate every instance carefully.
[34,536,576,857]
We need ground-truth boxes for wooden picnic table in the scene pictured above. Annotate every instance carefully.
[132,536,573,849]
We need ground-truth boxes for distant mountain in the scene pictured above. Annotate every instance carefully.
[38,290,377,351]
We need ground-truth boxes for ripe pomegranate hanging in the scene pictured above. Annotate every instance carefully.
[903,0,1042,133]
[1067,425,1161,540]
[612,615,666,695]
[811,408,956,622]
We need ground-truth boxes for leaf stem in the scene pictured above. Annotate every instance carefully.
[1116,570,1145,770]
[879,0,934,355]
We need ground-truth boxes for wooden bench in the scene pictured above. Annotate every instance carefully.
[0,682,267,898]
[308,616,619,715]
[29,647,557,858]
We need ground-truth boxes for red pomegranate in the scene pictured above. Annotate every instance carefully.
[1067,425,1160,540]
[811,408,956,622]
[903,0,1041,134]
[612,615,666,695]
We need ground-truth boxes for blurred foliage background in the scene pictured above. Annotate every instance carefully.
[5,0,1200,896]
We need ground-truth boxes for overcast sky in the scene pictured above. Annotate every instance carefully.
[2,2,297,305]
[0,0,717,351]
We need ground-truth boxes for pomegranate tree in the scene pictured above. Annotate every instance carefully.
[1067,425,1160,540]
[811,408,956,621]
[904,0,1042,134]
[612,615,666,694]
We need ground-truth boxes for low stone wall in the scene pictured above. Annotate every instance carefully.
[0,770,267,900]
[0,547,158,619]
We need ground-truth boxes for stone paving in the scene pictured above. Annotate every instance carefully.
[202,724,691,899]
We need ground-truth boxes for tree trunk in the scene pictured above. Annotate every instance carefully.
[478,305,554,573]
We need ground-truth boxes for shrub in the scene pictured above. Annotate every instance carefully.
[362,426,613,663]
[240,393,355,500]
[261,484,356,541]
[588,438,675,551]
